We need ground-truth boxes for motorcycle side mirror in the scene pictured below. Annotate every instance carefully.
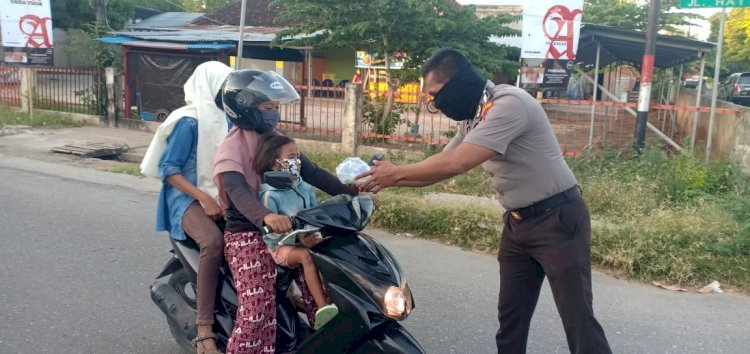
[264,171,294,189]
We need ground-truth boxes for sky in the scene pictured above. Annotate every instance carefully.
[455,0,720,41]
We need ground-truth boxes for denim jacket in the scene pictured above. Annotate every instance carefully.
[155,117,198,241]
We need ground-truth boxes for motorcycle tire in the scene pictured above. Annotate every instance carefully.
[169,321,195,353]
[167,269,198,352]
[169,268,197,307]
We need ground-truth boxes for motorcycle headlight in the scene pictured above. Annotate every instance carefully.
[383,284,413,321]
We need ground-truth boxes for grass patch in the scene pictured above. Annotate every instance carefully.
[370,193,501,251]
[306,145,750,292]
[108,163,142,177]
[569,147,750,291]
[0,105,86,128]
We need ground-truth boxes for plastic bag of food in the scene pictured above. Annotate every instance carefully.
[336,157,370,185]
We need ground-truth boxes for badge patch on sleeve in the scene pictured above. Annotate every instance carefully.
[481,100,495,120]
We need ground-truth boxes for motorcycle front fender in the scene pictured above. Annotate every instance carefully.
[351,322,425,354]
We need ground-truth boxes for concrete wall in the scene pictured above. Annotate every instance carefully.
[731,109,750,175]
[673,88,743,161]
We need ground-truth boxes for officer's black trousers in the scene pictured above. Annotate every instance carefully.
[495,197,612,354]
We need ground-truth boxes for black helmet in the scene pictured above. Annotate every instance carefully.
[221,69,300,133]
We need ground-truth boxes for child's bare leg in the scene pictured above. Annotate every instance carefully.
[285,247,327,308]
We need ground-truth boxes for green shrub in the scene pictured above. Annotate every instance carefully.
[592,203,749,290]
[362,96,409,138]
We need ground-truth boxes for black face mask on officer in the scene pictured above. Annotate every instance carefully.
[432,67,486,121]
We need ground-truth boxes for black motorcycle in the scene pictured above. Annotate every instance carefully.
[150,172,424,353]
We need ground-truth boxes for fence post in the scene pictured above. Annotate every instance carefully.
[105,67,116,127]
[20,68,35,115]
[342,83,362,155]
[115,72,123,126]
[732,109,750,176]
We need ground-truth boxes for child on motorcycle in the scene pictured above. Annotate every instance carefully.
[254,134,339,330]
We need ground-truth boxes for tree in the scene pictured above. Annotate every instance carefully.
[708,11,721,42]
[271,0,518,125]
[583,0,702,34]
[177,0,233,12]
[583,0,644,30]
[52,0,135,30]
[720,8,750,73]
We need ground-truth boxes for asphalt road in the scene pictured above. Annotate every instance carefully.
[1,156,749,354]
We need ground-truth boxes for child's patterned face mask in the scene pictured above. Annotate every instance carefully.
[276,158,302,179]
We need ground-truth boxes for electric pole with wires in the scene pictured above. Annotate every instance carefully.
[634,0,660,154]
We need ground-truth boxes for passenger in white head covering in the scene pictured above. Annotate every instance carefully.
[140,61,232,354]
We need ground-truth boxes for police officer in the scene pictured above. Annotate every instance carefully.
[357,48,612,354]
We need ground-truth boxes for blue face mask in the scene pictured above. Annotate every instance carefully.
[256,108,280,134]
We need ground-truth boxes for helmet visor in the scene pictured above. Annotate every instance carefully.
[243,71,300,105]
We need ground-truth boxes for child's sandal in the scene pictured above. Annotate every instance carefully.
[191,333,223,354]
[314,304,339,330]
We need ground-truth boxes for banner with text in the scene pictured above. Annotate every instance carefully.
[521,0,583,60]
[0,0,54,66]
[355,51,407,70]
[542,59,574,90]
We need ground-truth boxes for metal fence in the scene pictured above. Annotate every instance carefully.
[360,86,458,148]
[0,64,21,107]
[274,84,641,153]
[542,97,742,157]
[33,67,102,115]
[0,63,102,115]
[4,65,738,160]
[277,85,346,142]
[542,99,637,156]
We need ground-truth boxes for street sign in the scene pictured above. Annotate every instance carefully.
[680,0,750,8]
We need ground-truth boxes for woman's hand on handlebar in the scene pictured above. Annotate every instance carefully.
[263,213,292,234]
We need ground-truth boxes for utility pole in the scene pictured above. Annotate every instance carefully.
[705,6,727,163]
[634,0,660,154]
[235,0,247,69]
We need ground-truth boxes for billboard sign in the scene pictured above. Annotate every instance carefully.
[355,51,406,70]
[0,0,54,66]
[521,0,583,60]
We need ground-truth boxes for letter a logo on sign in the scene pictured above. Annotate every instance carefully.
[521,0,583,60]
[20,14,53,48]
[543,5,583,60]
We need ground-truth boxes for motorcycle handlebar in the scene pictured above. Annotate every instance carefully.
[368,153,385,166]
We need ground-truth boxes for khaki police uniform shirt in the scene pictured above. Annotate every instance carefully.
[444,82,577,210]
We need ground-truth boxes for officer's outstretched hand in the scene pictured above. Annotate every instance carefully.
[356,160,397,193]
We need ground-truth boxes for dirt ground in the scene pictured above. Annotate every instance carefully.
[0,125,153,172]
